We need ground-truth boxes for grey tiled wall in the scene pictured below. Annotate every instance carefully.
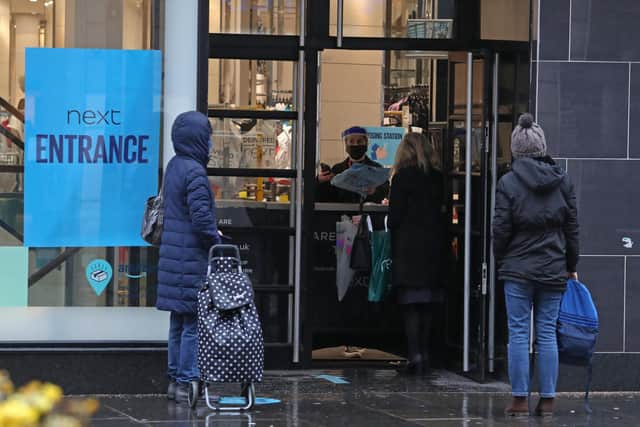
[536,0,640,354]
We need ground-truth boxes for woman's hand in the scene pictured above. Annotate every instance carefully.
[568,272,579,280]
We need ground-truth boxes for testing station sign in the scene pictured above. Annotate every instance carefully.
[24,48,161,247]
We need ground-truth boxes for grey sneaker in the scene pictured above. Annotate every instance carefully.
[167,380,177,400]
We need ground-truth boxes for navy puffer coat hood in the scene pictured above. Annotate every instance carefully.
[171,110,212,166]
[156,111,220,314]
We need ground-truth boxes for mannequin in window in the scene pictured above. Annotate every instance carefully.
[316,126,389,204]
[274,122,291,170]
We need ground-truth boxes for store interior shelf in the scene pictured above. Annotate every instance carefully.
[216,199,291,210]
[219,226,295,235]
[207,168,296,178]
[314,203,389,213]
[207,109,297,120]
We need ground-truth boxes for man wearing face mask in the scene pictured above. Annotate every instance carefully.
[316,126,389,203]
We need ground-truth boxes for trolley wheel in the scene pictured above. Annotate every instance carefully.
[187,380,199,409]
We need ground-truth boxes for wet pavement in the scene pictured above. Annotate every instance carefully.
[86,369,640,426]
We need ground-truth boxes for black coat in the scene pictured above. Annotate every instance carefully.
[388,166,445,289]
[493,157,579,289]
[315,157,389,204]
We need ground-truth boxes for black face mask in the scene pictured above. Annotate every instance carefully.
[347,145,367,160]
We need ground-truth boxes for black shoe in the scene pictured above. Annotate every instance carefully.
[175,382,220,406]
[167,380,177,400]
[174,383,190,404]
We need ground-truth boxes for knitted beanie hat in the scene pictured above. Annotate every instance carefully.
[511,113,547,159]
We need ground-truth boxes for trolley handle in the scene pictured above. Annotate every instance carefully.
[206,244,243,276]
[208,244,241,262]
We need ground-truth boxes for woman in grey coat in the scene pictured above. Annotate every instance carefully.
[493,113,579,416]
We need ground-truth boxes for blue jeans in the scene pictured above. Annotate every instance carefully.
[168,312,199,384]
[504,281,563,398]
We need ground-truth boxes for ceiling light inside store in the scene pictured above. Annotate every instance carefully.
[44,1,54,6]
[29,0,38,3]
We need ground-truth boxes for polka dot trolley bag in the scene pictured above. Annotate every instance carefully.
[196,245,264,406]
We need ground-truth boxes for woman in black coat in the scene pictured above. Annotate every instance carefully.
[388,132,445,375]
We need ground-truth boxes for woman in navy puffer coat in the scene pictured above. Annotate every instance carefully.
[157,111,220,403]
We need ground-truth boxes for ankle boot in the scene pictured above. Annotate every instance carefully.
[505,397,529,416]
[535,397,554,416]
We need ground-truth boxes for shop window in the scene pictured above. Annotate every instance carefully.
[29,247,158,308]
[211,174,292,206]
[208,59,296,110]
[208,118,296,171]
[0,0,163,326]
[0,171,23,246]
[0,0,160,248]
[207,175,293,343]
[209,0,299,35]
[27,244,289,342]
[330,0,456,39]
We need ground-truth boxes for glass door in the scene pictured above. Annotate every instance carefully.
[202,0,304,366]
[443,51,492,379]
[488,51,531,375]
[444,49,530,379]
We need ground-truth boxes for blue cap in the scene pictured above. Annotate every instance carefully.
[341,126,368,140]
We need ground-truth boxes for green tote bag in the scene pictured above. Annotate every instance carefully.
[368,217,392,302]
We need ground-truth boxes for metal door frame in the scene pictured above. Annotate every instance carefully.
[457,49,499,379]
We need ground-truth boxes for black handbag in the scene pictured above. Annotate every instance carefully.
[141,183,163,246]
[350,215,372,273]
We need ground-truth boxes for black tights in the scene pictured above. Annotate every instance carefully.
[403,303,433,366]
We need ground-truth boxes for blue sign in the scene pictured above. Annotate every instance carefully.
[24,48,161,247]
[86,259,113,296]
[364,127,406,168]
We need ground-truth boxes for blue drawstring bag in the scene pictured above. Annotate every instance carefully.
[557,279,599,413]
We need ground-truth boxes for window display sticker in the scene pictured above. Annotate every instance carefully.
[24,48,161,247]
[0,247,28,307]
[86,259,113,296]
[364,127,406,168]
